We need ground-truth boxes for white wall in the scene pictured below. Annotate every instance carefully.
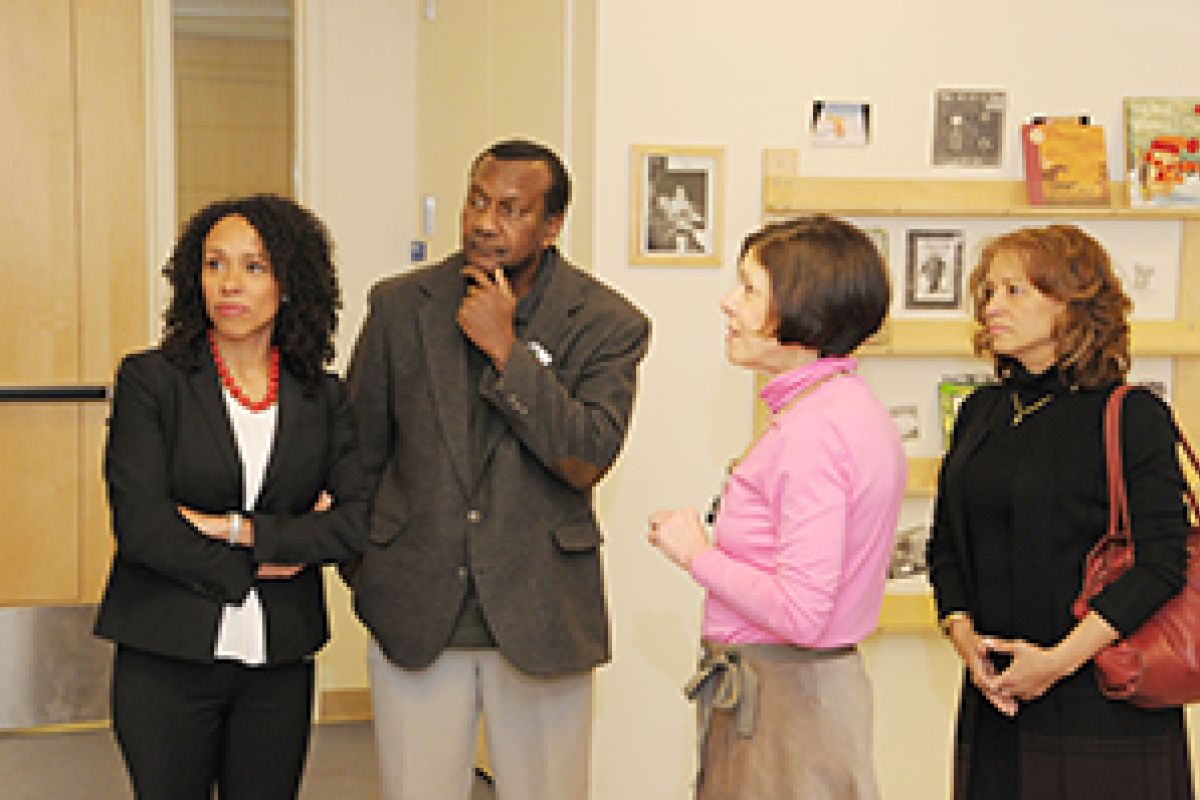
[589,2,1200,799]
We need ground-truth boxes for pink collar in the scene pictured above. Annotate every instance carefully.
[759,356,857,414]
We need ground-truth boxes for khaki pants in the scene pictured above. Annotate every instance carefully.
[368,641,593,800]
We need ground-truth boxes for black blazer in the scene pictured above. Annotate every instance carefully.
[94,348,370,665]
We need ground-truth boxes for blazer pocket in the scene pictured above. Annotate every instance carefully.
[368,506,407,547]
[551,521,601,553]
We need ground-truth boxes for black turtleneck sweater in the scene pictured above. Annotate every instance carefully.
[930,362,1189,647]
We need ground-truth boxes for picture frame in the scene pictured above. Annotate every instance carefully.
[905,229,964,310]
[932,88,1006,167]
[887,525,931,582]
[888,404,920,442]
[810,100,871,147]
[629,144,724,267]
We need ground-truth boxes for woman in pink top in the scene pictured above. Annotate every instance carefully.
[649,215,906,799]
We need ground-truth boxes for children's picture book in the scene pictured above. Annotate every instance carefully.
[938,374,993,450]
[1124,97,1200,206]
[1021,117,1110,206]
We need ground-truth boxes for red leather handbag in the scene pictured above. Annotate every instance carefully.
[1071,384,1200,708]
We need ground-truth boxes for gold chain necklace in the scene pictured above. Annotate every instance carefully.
[1010,392,1054,426]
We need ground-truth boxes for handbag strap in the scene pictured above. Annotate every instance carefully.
[1102,385,1134,547]
[1102,384,1200,552]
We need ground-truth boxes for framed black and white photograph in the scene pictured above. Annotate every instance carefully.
[888,525,931,582]
[810,99,871,147]
[629,144,724,267]
[888,404,920,442]
[906,229,964,309]
[932,88,1006,167]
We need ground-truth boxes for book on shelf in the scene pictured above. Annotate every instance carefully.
[1124,97,1200,206]
[1021,117,1110,206]
[937,374,993,450]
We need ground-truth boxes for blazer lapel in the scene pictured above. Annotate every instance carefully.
[418,260,473,496]
[254,366,302,510]
[519,249,585,360]
[189,352,244,506]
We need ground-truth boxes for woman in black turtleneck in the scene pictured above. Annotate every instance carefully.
[927,224,1193,800]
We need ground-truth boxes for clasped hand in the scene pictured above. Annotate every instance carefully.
[950,623,1066,717]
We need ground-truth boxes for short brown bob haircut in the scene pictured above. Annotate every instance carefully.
[740,214,890,357]
[969,224,1131,388]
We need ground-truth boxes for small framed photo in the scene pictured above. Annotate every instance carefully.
[811,100,871,147]
[888,404,920,441]
[629,144,724,267]
[932,88,1006,167]
[906,229,964,310]
[888,525,931,581]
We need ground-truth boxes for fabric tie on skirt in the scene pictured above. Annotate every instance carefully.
[683,642,762,791]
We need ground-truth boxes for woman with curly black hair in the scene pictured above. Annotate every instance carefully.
[95,194,370,800]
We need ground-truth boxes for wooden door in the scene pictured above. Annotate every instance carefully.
[415,0,567,262]
[0,0,147,605]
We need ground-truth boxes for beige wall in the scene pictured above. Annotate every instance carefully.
[175,33,293,226]
[136,0,1200,797]
[590,1,1200,799]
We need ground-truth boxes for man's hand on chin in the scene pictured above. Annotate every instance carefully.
[458,265,517,370]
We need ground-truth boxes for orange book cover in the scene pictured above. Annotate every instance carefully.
[1022,119,1110,206]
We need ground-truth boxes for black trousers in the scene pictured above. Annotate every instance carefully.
[111,646,315,800]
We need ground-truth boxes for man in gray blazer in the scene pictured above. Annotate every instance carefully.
[347,139,650,799]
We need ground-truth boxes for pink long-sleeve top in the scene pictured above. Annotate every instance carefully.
[691,356,907,648]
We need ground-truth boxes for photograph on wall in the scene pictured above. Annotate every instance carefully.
[1124,97,1200,206]
[810,100,871,147]
[629,144,724,267]
[905,229,964,309]
[888,404,920,442]
[932,89,1006,167]
[888,525,931,583]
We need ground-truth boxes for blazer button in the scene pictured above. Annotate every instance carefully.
[466,509,482,523]
[457,566,468,580]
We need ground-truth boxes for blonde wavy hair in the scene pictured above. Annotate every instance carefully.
[968,224,1131,388]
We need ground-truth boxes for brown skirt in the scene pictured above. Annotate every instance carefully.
[690,641,878,800]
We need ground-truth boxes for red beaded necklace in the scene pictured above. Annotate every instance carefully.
[208,329,279,412]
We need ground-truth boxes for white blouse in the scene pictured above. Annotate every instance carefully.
[213,388,278,666]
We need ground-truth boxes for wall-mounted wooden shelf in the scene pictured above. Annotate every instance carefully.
[764,177,1200,220]
[907,456,939,498]
[862,319,1200,357]
[874,592,937,633]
